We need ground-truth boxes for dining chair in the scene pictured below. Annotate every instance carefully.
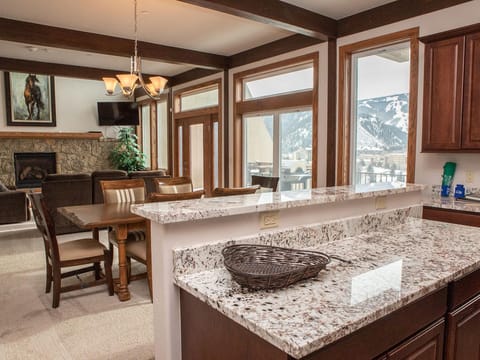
[148,190,205,202]
[211,186,259,197]
[251,175,280,192]
[154,176,193,194]
[100,179,151,298]
[28,193,114,308]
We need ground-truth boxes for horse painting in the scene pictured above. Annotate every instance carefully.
[24,74,44,120]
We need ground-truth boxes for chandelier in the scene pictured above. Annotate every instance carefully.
[102,0,167,99]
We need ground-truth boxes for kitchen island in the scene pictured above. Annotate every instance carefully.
[132,183,424,360]
[174,216,480,359]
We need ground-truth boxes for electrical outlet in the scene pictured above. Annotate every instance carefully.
[375,196,387,210]
[465,170,474,184]
[260,211,279,229]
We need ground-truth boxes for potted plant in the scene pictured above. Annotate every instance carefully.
[110,127,146,172]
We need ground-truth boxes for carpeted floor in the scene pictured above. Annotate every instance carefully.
[0,225,154,360]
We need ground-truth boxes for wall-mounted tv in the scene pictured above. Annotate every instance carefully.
[97,102,139,126]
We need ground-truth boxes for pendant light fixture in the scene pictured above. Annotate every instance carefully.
[102,0,167,99]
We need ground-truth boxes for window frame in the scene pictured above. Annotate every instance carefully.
[233,53,319,187]
[136,92,170,172]
[337,28,419,186]
[172,79,223,189]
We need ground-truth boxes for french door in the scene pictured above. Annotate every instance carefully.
[174,114,219,195]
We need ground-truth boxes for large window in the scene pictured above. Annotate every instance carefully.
[234,53,318,189]
[244,109,312,191]
[338,29,419,186]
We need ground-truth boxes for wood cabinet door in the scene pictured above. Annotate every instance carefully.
[422,36,465,151]
[387,319,444,360]
[462,32,480,149]
[445,293,480,360]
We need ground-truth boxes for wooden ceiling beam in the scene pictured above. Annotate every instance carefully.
[178,0,337,40]
[338,0,473,37]
[0,17,228,69]
[169,68,221,87]
[0,56,166,81]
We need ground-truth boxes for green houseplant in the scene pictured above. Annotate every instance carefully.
[110,127,146,172]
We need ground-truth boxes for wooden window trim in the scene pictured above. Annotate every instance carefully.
[173,79,223,187]
[233,52,319,187]
[136,93,170,172]
[337,28,419,186]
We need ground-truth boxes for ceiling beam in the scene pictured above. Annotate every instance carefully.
[229,34,323,68]
[178,0,337,41]
[0,17,228,69]
[337,0,473,37]
[170,68,221,87]
[0,56,165,81]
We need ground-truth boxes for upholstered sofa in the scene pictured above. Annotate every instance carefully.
[42,169,169,234]
[0,189,29,225]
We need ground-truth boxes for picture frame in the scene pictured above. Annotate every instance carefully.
[4,71,56,127]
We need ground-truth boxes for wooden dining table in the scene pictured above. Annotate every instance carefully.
[58,202,149,301]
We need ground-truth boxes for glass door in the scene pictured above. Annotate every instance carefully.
[174,114,218,194]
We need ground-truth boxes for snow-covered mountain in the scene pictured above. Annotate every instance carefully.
[356,93,408,152]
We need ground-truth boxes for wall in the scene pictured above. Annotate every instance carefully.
[0,72,125,138]
[337,0,480,191]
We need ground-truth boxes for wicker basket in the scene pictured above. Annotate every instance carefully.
[222,244,331,290]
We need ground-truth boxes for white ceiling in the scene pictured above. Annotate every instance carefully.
[0,0,400,77]
[283,0,397,19]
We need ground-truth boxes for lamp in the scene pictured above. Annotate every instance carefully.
[102,0,167,99]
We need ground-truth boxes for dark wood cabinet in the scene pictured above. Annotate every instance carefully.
[445,294,480,360]
[423,206,480,228]
[387,319,444,360]
[421,25,480,152]
[462,32,480,149]
[422,36,464,151]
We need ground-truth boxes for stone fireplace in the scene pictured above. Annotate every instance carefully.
[0,133,116,188]
[14,152,57,188]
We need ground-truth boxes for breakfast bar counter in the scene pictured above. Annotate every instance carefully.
[173,216,480,359]
[131,183,425,360]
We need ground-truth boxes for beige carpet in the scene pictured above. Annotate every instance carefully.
[0,227,154,360]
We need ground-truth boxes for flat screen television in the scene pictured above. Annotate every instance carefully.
[97,102,139,126]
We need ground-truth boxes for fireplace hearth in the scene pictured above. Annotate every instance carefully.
[14,152,56,188]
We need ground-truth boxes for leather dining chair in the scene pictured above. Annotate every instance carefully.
[148,190,205,202]
[28,193,114,308]
[154,176,193,194]
[251,175,280,192]
[211,186,259,197]
[100,179,151,298]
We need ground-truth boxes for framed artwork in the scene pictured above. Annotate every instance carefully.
[4,72,56,127]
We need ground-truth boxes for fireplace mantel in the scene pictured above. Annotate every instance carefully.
[0,131,103,140]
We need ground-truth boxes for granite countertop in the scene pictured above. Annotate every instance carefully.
[423,196,480,213]
[131,183,423,224]
[174,218,480,359]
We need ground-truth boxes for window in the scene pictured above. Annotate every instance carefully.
[338,29,419,186]
[141,104,151,168]
[173,80,222,194]
[156,99,168,170]
[243,65,313,100]
[234,53,318,189]
[244,109,312,191]
[178,85,219,112]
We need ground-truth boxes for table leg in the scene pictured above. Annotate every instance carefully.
[115,224,131,301]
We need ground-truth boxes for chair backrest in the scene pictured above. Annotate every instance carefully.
[211,186,259,197]
[91,170,129,204]
[28,193,60,265]
[100,179,146,204]
[251,175,279,192]
[128,170,170,195]
[154,177,193,194]
[148,190,205,202]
